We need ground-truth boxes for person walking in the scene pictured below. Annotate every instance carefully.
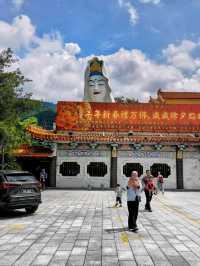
[40,169,48,190]
[157,171,164,194]
[127,171,141,232]
[142,170,155,212]
[114,184,123,207]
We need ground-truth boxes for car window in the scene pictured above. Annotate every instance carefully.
[0,174,3,182]
[5,174,36,182]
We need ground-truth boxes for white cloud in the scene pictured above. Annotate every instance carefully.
[1,15,200,103]
[118,0,139,25]
[102,48,184,101]
[163,40,200,71]
[139,0,160,4]
[12,0,26,10]
[0,15,35,51]
[17,37,84,102]
[65,43,81,55]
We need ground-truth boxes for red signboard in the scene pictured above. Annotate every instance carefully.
[56,101,200,133]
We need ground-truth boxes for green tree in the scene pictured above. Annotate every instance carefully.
[0,48,39,169]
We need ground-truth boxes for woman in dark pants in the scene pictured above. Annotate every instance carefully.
[127,171,141,232]
[142,170,155,212]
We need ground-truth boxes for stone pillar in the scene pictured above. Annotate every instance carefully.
[176,147,184,189]
[110,144,118,188]
[49,157,56,187]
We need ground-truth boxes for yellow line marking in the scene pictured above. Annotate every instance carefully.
[120,232,129,244]
[156,198,200,226]
[116,217,124,222]
[129,234,144,240]
[8,224,26,230]
[120,232,144,244]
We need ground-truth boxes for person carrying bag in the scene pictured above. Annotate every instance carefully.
[127,171,142,232]
[142,170,155,212]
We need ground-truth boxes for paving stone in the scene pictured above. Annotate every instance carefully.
[71,247,87,255]
[0,255,19,265]
[66,255,85,265]
[49,259,67,266]
[135,255,154,265]
[32,254,53,265]
[84,259,101,265]
[0,190,199,266]
[118,251,134,260]
[102,256,119,264]
[119,260,137,266]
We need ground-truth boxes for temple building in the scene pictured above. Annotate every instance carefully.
[16,57,200,190]
[149,89,200,105]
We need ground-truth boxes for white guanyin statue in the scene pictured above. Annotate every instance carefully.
[84,57,115,102]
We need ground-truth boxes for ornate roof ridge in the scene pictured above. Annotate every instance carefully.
[26,125,200,144]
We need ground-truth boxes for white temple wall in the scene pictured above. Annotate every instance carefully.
[183,151,200,189]
[56,149,110,188]
[55,145,200,189]
[117,150,176,189]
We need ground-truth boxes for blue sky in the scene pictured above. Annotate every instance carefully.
[0,0,200,102]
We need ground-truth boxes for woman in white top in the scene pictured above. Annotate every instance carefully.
[127,171,141,232]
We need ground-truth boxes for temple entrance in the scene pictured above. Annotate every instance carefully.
[16,157,52,185]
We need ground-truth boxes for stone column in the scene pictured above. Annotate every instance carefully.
[49,157,56,187]
[176,147,184,189]
[110,144,118,188]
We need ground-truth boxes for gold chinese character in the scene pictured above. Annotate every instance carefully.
[161,112,169,120]
[102,111,111,119]
[93,110,101,119]
[139,112,149,120]
[130,112,137,120]
[197,113,200,119]
[112,111,120,119]
[120,111,129,120]
[188,113,196,120]
[152,112,160,119]
[170,112,178,120]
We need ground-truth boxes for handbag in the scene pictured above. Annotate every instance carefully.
[135,195,141,202]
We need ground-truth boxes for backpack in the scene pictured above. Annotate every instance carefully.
[158,175,164,183]
[147,179,154,190]
[143,176,154,191]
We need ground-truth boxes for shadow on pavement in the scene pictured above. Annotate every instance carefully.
[0,209,27,219]
[104,227,129,233]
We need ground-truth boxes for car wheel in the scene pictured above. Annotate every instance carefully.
[25,205,39,214]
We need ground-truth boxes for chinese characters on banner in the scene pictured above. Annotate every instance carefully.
[56,101,200,132]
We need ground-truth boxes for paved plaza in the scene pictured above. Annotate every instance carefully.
[0,190,200,266]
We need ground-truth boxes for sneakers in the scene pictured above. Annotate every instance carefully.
[129,227,138,232]
[144,208,153,212]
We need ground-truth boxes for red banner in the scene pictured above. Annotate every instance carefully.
[56,101,200,133]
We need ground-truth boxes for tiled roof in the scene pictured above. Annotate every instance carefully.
[13,144,53,157]
[26,126,200,144]
[159,91,200,99]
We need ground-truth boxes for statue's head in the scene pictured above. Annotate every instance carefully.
[84,57,115,102]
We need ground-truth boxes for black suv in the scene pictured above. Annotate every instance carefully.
[0,170,42,214]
